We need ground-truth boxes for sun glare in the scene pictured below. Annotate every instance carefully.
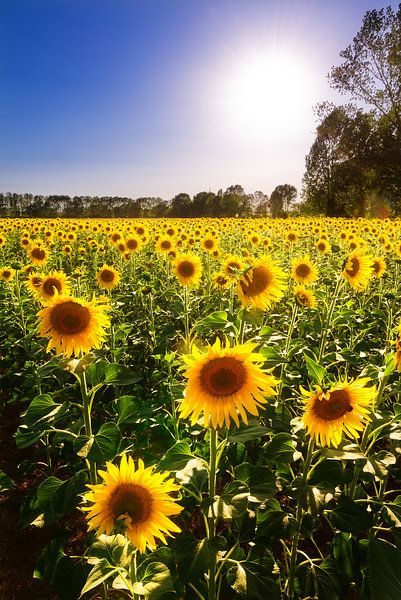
[223,49,315,141]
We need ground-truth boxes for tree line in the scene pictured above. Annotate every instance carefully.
[301,4,401,217]
[0,184,297,219]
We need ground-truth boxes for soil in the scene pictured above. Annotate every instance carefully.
[0,402,55,600]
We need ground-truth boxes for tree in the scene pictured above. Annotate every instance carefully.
[170,193,192,217]
[329,5,401,138]
[269,184,297,217]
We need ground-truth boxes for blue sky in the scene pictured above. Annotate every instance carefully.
[0,0,397,200]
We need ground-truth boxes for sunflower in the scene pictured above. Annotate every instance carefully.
[37,271,70,302]
[26,273,43,295]
[300,378,375,447]
[38,295,110,357]
[222,255,245,280]
[315,239,331,254]
[125,236,142,254]
[82,455,182,553]
[394,336,401,372]
[201,236,218,254]
[28,244,48,266]
[212,272,230,289]
[372,257,386,278]
[291,255,318,284]
[285,230,298,245]
[180,338,278,428]
[236,256,287,311]
[156,237,175,254]
[173,254,203,287]
[342,250,373,292]
[294,285,316,308]
[96,265,121,290]
[0,267,15,282]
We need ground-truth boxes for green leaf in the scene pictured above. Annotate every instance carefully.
[304,355,326,384]
[214,481,249,518]
[158,441,196,471]
[381,496,401,528]
[227,556,282,600]
[0,470,15,492]
[368,537,401,600]
[321,446,366,460]
[104,363,143,385]
[88,422,122,462]
[175,458,208,493]
[34,537,65,582]
[54,556,91,600]
[264,433,300,464]
[309,460,353,486]
[23,394,62,427]
[195,311,229,334]
[331,496,373,535]
[256,501,297,539]
[133,561,174,599]
[228,419,269,442]
[300,563,339,600]
[117,395,151,425]
[19,471,87,528]
[172,532,226,582]
[15,426,44,449]
[80,559,120,596]
[235,463,276,502]
[333,532,361,584]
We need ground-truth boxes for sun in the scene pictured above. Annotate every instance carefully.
[223,48,315,139]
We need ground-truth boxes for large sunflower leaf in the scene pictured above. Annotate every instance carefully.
[133,562,174,599]
[331,496,373,535]
[87,422,122,462]
[158,440,197,471]
[368,537,401,600]
[172,532,226,582]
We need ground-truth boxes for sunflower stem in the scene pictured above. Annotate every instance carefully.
[238,308,247,344]
[318,275,343,363]
[183,286,191,354]
[79,369,97,485]
[278,302,298,401]
[287,437,314,599]
[207,427,218,600]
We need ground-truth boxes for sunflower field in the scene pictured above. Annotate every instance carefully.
[2,216,401,600]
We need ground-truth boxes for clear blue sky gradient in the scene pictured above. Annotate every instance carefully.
[0,0,397,200]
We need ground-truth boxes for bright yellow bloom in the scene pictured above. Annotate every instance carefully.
[38,295,110,357]
[237,256,287,311]
[83,455,182,553]
[0,267,15,282]
[173,253,203,287]
[342,249,373,292]
[96,265,121,290]
[291,255,318,284]
[300,378,375,447]
[294,285,316,308]
[180,338,278,428]
[372,257,386,278]
[37,271,70,302]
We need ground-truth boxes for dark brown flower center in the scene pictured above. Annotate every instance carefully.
[346,257,360,277]
[312,389,351,421]
[50,301,91,334]
[100,269,115,283]
[199,356,246,397]
[373,260,381,274]
[161,240,171,250]
[295,264,311,278]
[110,483,153,523]
[42,277,63,297]
[2,270,11,279]
[204,239,214,249]
[126,238,138,250]
[226,261,241,274]
[32,276,42,288]
[240,266,272,297]
[31,248,46,260]
[177,260,195,278]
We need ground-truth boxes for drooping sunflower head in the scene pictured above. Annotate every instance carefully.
[180,338,278,429]
[222,255,245,280]
[294,285,316,309]
[300,378,375,447]
[28,244,48,266]
[96,265,121,290]
[26,273,43,295]
[82,455,182,553]
[236,256,287,311]
[212,271,230,289]
[0,267,15,282]
[372,257,386,278]
[173,253,203,287]
[37,271,70,302]
[342,250,374,292]
[291,255,318,284]
[37,295,110,357]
